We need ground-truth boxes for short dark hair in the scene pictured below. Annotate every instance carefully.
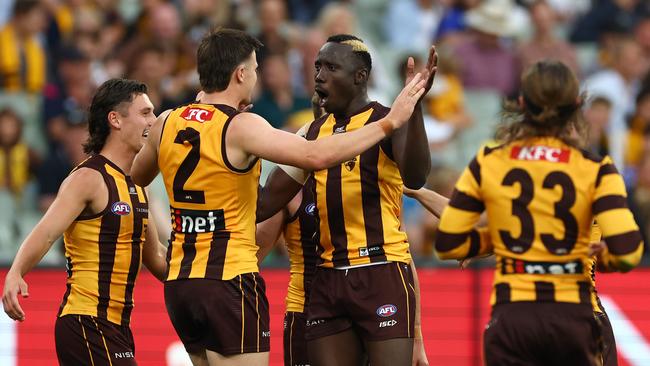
[197,28,263,93]
[326,34,372,72]
[84,79,147,155]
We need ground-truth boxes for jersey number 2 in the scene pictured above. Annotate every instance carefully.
[500,169,577,255]
[173,128,205,204]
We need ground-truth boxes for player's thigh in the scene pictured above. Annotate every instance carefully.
[205,350,269,366]
[365,338,413,366]
[308,328,365,366]
[187,350,209,366]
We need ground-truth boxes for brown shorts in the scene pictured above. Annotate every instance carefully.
[164,273,270,356]
[284,312,309,366]
[598,311,617,366]
[55,314,136,366]
[306,262,415,341]
[484,302,604,366]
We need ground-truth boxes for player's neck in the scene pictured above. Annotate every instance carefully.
[333,94,371,120]
[100,143,136,176]
[198,90,243,110]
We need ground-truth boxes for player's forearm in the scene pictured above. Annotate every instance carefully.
[393,105,431,189]
[411,188,449,219]
[257,168,303,223]
[143,242,168,282]
[410,260,423,336]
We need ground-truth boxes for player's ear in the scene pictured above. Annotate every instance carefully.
[355,68,369,85]
[235,64,246,84]
[107,110,121,129]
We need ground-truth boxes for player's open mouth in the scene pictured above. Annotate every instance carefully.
[315,89,328,107]
[142,129,149,138]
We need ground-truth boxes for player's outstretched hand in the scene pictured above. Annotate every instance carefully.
[388,72,428,129]
[2,271,28,321]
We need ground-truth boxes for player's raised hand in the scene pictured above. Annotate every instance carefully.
[404,46,438,102]
[2,271,29,321]
[388,72,428,128]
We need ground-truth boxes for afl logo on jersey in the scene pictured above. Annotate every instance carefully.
[180,107,214,123]
[305,203,316,216]
[377,304,397,318]
[111,201,131,216]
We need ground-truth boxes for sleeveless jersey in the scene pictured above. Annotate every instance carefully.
[159,103,260,281]
[59,154,148,326]
[305,102,410,268]
[437,137,643,312]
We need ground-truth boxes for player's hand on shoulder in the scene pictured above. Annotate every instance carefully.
[2,271,28,321]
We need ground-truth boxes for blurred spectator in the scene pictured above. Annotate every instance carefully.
[256,0,296,62]
[42,45,93,150]
[293,28,327,97]
[518,0,579,76]
[0,108,40,196]
[634,17,650,70]
[435,0,480,44]
[384,0,443,53]
[570,0,643,44]
[36,118,88,212]
[625,88,650,179]
[252,54,312,130]
[182,0,231,46]
[287,0,332,25]
[120,1,196,104]
[583,38,646,170]
[127,43,176,114]
[583,96,612,158]
[0,0,48,93]
[452,0,520,96]
[317,2,393,104]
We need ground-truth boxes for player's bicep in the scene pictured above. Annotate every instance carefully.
[233,114,313,167]
[37,170,99,239]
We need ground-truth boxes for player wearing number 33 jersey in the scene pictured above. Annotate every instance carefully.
[436,61,644,366]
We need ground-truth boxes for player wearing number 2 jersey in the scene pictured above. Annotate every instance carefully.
[436,61,644,366]
[131,28,428,366]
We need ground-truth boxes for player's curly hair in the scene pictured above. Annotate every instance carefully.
[83,79,147,154]
[495,60,586,148]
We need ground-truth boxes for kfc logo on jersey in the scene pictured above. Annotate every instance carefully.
[180,107,214,123]
[511,146,570,163]
[377,304,398,318]
[111,201,131,216]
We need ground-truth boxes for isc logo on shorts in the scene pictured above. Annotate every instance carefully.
[180,107,214,123]
[379,320,397,328]
[111,201,131,216]
[376,304,397,317]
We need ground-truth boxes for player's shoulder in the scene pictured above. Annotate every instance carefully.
[62,165,105,199]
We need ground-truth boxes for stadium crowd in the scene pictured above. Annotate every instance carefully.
[0,0,649,265]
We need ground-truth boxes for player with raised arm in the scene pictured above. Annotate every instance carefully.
[130,28,427,366]
[2,79,167,365]
[435,60,643,365]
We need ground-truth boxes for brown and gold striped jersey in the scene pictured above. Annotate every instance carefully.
[305,102,411,268]
[59,155,148,326]
[283,178,319,313]
[159,103,260,281]
[436,137,643,311]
